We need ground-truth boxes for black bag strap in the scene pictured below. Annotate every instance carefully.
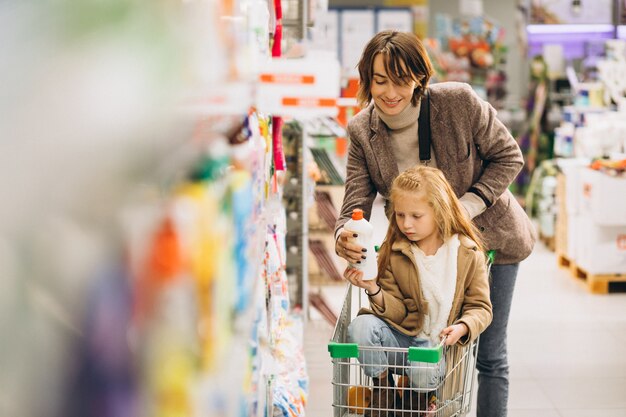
[418,90,431,163]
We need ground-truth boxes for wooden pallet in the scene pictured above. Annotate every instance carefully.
[557,252,573,270]
[569,264,626,294]
[557,252,626,294]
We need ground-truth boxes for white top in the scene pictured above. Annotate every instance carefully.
[410,234,461,344]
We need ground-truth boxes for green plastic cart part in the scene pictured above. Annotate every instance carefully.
[328,342,359,358]
[408,345,442,363]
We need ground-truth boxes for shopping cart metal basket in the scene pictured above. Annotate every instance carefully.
[327,257,491,417]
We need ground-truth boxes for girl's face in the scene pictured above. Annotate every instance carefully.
[370,54,416,116]
[394,191,439,246]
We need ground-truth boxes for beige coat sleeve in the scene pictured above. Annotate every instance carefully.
[368,263,409,325]
[455,250,493,345]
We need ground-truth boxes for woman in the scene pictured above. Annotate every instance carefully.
[334,30,535,417]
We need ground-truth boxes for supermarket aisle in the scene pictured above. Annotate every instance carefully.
[304,239,626,417]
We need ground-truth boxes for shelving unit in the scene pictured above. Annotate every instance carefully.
[526,0,626,61]
[283,121,309,314]
[0,1,328,416]
[308,184,346,287]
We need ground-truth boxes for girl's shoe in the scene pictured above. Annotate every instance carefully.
[395,390,430,417]
[364,372,398,417]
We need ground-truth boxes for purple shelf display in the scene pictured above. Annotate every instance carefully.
[527,24,616,60]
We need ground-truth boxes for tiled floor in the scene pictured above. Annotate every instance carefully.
[304,240,626,417]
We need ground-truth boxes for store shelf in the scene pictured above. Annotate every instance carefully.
[527,24,615,34]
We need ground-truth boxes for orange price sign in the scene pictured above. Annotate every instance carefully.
[259,73,316,84]
[282,97,336,108]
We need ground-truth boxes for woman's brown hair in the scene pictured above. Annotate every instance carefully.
[376,165,485,279]
[357,30,435,108]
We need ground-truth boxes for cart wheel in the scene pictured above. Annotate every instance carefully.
[347,386,371,414]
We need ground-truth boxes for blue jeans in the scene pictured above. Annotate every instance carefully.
[348,315,443,390]
[476,263,519,417]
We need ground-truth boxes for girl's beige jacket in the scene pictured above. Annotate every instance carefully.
[360,234,492,345]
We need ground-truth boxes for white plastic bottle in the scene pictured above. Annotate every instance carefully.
[343,209,378,281]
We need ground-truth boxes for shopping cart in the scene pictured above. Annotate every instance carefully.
[327,251,494,417]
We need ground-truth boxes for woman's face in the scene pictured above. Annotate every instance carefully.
[370,54,416,116]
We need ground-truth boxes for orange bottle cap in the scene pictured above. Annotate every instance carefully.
[352,209,364,220]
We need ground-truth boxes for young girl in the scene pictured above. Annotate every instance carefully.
[344,165,493,417]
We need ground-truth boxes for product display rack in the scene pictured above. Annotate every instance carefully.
[0,1,313,416]
[283,121,309,315]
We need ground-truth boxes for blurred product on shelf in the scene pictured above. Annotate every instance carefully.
[429,13,508,107]
[59,112,309,417]
[313,190,339,231]
[309,239,343,282]
[310,148,345,185]
[0,0,319,414]
[309,293,339,326]
[515,55,552,198]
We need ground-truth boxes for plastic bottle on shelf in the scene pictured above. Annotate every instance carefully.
[343,209,378,281]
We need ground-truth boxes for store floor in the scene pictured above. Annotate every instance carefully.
[304,240,626,417]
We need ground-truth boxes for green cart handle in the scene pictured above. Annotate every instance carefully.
[328,342,359,359]
[408,336,446,363]
[328,337,448,363]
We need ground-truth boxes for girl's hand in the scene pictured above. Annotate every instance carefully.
[335,229,367,264]
[440,323,469,346]
[343,267,378,293]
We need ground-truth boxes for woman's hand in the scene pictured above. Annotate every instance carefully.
[335,229,368,263]
[440,323,469,346]
[343,267,378,293]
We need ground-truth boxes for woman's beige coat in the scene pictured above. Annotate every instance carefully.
[335,82,536,265]
[360,235,492,345]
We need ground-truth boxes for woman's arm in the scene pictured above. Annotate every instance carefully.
[464,84,524,207]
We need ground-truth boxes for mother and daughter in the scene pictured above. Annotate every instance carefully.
[335,30,535,417]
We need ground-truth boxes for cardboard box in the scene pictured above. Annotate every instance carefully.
[580,168,626,226]
[576,217,626,275]
[567,214,580,261]
[556,158,590,215]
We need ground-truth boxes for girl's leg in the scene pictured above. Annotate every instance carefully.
[400,338,438,415]
[476,263,519,417]
[349,315,415,417]
[348,315,413,378]
[407,342,444,390]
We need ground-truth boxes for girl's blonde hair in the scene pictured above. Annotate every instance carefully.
[377,165,485,278]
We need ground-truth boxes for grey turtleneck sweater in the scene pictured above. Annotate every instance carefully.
[375,101,435,173]
[374,102,486,220]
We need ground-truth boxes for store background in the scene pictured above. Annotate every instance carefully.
[1,0,626,416]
